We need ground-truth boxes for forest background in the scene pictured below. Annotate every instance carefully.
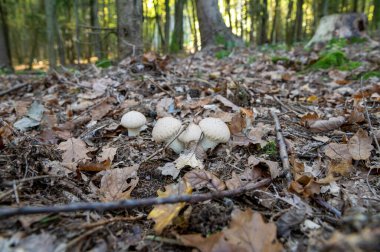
[0,0,380,71]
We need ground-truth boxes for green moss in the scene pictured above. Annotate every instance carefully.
[311,51,361,71]
[215,49,231,59]
[362,71,380,80]
[272,56,290,64]
[95,58,112,68]
[262,141,277,157]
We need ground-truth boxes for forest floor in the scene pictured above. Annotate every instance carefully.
[0,40,380,251]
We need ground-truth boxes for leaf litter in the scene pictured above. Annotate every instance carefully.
[0,43,380,251]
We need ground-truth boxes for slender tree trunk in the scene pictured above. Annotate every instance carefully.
[0,0,11,70]
[248,0,255,43]
[374,0,380,31]
[55,21,66,66]
[285,0,294,45]
[195,0,243,48]
[164,0,170,52]
[90,0,103,59]
[225,0,233,28]
[170,0,186,53]
[117,0,143,58]
[258,0,268,45]
[153,0,165,50]
[270,0,280,43]
[294,0,304,42]
[352,0,358,12]
[74,0,81,64]
[45,0,56,69]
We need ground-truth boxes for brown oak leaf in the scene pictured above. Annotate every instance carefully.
[348,129,374,160]
[184,170,225,191]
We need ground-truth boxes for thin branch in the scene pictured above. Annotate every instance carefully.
[313,195,342,218]
[0,178,271,219]
[0,82,38,97]
[270,109,293,183]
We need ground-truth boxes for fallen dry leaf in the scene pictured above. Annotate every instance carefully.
[158,162,180,179]
[228,108,254,135]
[98,166,139,201]
[175,152,204,170]
[91,100,113,121]
[97,146,118,162]
[78,158,111,172]
[223,209,283,252]
[57,137,91,170]
[348,128,373,160]
[289,175,320,197]
[179,233,234,252]
[248,156,280,179]
[347,108,365,124]
[148,180,192,234]
[325,143,352,161]
[307,116,346,133]
[184,170,226,191]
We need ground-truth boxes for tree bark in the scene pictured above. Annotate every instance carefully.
[90,0,103,60]
[117,0,143,58]
[294,0,304,42]
[45,0,56,69]
[195,0,243,48]
[374,0,380,31]
[270,0,281,43]
[74,0,81,64]
[0,0,11,70]
[170,0,185,52]
[258,0,268,45]
[164,0,170,52]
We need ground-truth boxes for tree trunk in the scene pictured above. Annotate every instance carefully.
[117,0,143,58]
[0,0,11,70]
[195,0,242,48]
[374,0,380,31]
[170,0,185,52]
[248,0,255,42]
[258,0,268,45]
[352,0,358,12]
[164,0,170,52]
[294,0,304,42]
[74,0,81,64]
[90,0,103,60]
[285,0,294,45]
[270,0,280,43]
[153,0,165,50]
[45,0,56,69]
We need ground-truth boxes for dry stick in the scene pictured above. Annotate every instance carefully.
[273,96,302,116]
[360,77,380,198]
[0,82,34,97]
[313,195,342,218]
[270,109,293,183]
[0,178,271,219]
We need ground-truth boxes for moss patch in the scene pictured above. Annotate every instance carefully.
[311,51,361,71]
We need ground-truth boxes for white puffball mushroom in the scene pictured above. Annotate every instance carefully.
[152,117,184,154]
[178,123,202,147]
[120,111,147,137]
[199,117,230,150]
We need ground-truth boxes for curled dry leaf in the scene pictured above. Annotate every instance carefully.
[289,175,320,198]
[179,232,233,252]
[148,180,192,234]
[228,108,254,135]
[98,166,139,202]
[307,116,346,133]
[324,143,353,176]
[57,137,91,171]
[347,108,365,124]
[248,156,280,179]
[225,166,266,190]
[348,129,373,160]
[184,170,226,191]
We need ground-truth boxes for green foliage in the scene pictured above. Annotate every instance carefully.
[95,59,112,68]
[311,51,361,71]
[215,49,231,59]
[247,56,256,64]
[271,56,290,64]
[262,141,277,157]
[356,71,380,80]
[325,38,348,51]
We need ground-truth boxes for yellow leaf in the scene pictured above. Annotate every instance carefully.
[148,180,192,234]
[307,95,318,103]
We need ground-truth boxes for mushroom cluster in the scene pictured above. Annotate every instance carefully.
[120,111,230,153]
[152,116,230,153]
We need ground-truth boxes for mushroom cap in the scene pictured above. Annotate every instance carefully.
[121,111,146,129]
[199,117,230,143]
[178,123,202,143]
[152,117,182,143]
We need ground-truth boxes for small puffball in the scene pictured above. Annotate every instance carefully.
[198,117,230,150]
[121,111,147,136]
[152,117,184,154]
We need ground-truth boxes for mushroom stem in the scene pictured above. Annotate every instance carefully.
[168,138,185,154]
[128,128,141,137]
[200,137,218,150]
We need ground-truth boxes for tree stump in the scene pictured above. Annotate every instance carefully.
[306,13,372,47]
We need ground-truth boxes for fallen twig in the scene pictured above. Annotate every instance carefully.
[313,195,342,218]
[270,109,293,183]
[0,178,271,219]
[0,82,36,97]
